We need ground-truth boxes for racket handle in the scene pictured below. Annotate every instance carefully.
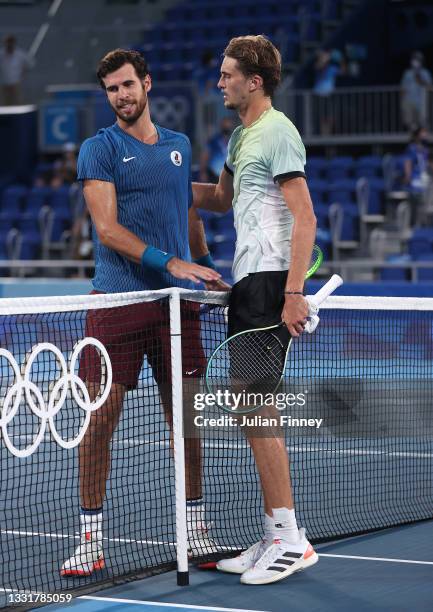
[308,274,343,307]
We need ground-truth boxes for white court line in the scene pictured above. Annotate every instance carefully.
[0,588,46,594]
[0,529,237,552]
[80,596,269,612]
[319,553,433,565]
[6,435,433,459]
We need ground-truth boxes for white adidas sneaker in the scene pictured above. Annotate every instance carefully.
[240,528,318,585]
[60,531,105,577]
[216,539,267,574]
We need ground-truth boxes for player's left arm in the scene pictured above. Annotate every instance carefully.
[279,177,317,336]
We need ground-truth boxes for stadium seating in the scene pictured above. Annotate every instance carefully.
[306,158,328,180]
[408,229,433,258]
[327,179,357,205]
[326,157,354,181]
[0,149,429,282]
[415,253,433,281]
[354,155,383,179]
[25,186,52,213]
[137,0,346,79]
[0,183,74,260]
[1,185,28,212]
[380,254,412,281]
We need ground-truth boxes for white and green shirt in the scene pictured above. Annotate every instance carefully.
[225,107,306,284]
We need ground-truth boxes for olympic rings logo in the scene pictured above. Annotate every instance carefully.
[0,338,112,458]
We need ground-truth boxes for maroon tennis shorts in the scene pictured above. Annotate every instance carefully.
[79,293,205,389]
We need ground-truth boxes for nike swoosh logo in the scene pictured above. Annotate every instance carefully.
[186,368,198,375]
[123,156,136,162]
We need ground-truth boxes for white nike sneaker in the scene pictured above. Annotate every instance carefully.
[187,524,221,557]
[216,539,267,574]
[240,528,318,585]
[60,531,105,577]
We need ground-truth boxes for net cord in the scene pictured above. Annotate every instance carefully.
[169,291,189,583]
[0,289,433,316]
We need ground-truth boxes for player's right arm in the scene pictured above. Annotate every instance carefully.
[83,179,221,284]
[192,167,234,213]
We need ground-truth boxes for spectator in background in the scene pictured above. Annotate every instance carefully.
[192,50,220,95]
[200,117,234,183]
[0,35,33,105]
[193,50,229,138]
[400,51,432,130]
[312,48,344,134]
[403,127,429,191]
[403,127,429,225]
[71,205,93,262]
[427,147,433,179]
[51,143,78,188]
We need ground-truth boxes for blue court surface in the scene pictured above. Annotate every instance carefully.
[38,520,433,612]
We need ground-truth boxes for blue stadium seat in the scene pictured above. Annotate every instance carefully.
[0,212,17,232]
[408,229,433,257]
[314,203,330,229]
[226,3,248,18]
[354,155,383,179]
[25,186,52,213]
[50,186,72,239]
[328,179,357,204]
[0,230,10,258]
[415,253,433,281]
[300,14,321,42]
[380,254,411,281]
[340,203,359,241]
[315,228,332,259]
[1,185,28,212]
[50,186,70,211]
[306,157,327,180]
[366,178,386,215]
[322,0,341,20]
[161,23,185,44]
[18,229,41,259]
[326,157,354,181]
[17,211,40,232]
[308,179,328,203]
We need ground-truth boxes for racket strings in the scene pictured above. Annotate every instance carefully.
[306,244,323,279]
[208,329,286,398]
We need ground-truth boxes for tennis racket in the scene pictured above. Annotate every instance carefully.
[205,274,343,415]
[306,244,323,279]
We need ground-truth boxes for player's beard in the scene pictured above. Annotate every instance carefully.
[114,88,148,124]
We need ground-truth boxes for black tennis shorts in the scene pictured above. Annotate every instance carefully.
[227,271,291,391]
[228,270,290,339]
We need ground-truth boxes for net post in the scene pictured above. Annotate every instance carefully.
[169,288,189,587]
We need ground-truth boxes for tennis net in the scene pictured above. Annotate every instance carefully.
[0,290,433,608]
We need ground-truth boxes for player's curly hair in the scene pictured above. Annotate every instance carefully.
[223,35,281,98]
[97,49,148,88]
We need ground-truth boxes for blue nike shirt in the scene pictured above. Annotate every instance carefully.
[77,123,193,292]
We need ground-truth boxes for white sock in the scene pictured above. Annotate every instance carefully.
[186,498,205,534]
[80,509,103,542]
[264,513,274,546]
[270,507,299,545]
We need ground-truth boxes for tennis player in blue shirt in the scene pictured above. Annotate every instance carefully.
[61,49,224,576]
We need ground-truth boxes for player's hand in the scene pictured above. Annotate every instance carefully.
[204,278,231,291]
[167,257,221,284]
[281,294,308,337]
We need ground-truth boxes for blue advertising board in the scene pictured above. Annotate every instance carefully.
[40,104,78,149]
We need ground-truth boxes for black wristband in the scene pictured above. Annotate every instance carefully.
[284,291,303,295]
